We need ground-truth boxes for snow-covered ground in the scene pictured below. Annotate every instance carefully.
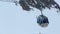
[0,0,60,34]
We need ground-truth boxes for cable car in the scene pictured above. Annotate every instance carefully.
[37,15,49,27]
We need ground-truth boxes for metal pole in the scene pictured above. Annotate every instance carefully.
[41,11,43,15]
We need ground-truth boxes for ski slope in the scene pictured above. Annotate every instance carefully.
[0,0,60,34]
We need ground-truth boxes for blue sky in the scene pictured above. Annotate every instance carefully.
[0,0,60,34]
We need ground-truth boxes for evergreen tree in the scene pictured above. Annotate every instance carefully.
[19,0,60,12]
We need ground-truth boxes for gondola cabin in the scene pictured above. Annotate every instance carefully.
[37,15,49,27]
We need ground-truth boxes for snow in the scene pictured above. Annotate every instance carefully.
[0,0,60,34]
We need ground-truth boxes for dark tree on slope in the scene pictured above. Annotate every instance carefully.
[19,0,60,12]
